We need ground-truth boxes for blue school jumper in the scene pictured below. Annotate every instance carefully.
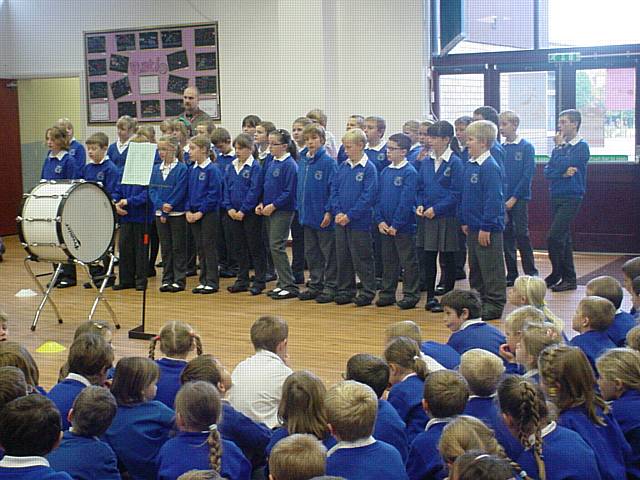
[265,427,336,459]
[490,140,506,176]
[365,143,389,172]
[326,439,408,480]
[103,401,175,480]
[516,423,601,480]
[215,150,236,177]
[607,311,637,347]
[154,358,188,409]
[558,405,630,480]
[107,142,130,170]
[375,399,409,462]
[0,459,72,479]
[387,374,428,444]
[113,183,152,224]
[330,158,379,232]
[149,162,188,215]
[406,145,423,167]
[81,158,120,198]
[47,430,120,480]
[185,161,222,214]
[406,419,449,480]
[459,155,505,232]
[416,151,464,218]
[41,151,77,180]
[262,155,298,211]
[502,138,535,201]
[156,432,251,480]
[297,147,337,230]
[222,158,262,214]
[47,377,88,431]
[611,389,640,477]
[374,162,418,235]
[447,321,506,357]
[68,139,87,174]
[220,401,272,467]
[569,330,616,372]
[543,138,590,199]
[420,341,461,369]
[337,144,348,164]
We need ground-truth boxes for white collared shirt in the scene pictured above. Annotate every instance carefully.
[366,140,386,152]
[0,456,50,468]
[527,421,556,446]
[66,372,91,387]
[220,147,236,158]
[425,417,453,431]
[117,139,130,154]
[347,154,368,169]
[91,154,109,165]
[469,393,497,400]
[258,146,270,160]
[49,151,67,161]
[431,147,453,172]
[523,369,539,379]
[503,136,522,146]
[160,159,179,180]
[469,150,491,166]
[233,156,255,174]
[388,159,408,169]
[228,349,293,428]
[459,318,485,331]
[195,158,212,169]
[410,142,421,151]
[568,136,582,146]
[272,153,290,162]
[327,436,376,457]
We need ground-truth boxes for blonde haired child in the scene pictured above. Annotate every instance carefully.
[268,433,326,480]
[499,305,546,372]
[108,115,137,169]
[385,320,453,370]
[509,275,565,335]
[570,296,616,371]
[517,322,562,383]
[587,275,637,347]
[628,325,640,351]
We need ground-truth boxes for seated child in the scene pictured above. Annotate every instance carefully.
[268,434,326,480]
[0,395,72,479]
[499,306,546,374]
[508,276,565,336]
[517,322,563,385]
[0,311,7,342]
[406,370,469,480]
[105,357,174,480]
[596,348,640,477]
[47,386,120,479]
[539,344,631,480]
[622,257,640,320]
[498,375,601,480]
[450,450,514,480]
[58,320,114,382]
[228,316,292,428]
[325,381,407,480]
[157,381,251,480]
[628,325,640,351]
[383,337,430,443]
[48,333,114,430]
[149,321,203,408]
[0,342,45,395]
[344,353,409,461]
[441,290,506,356]
[570,296,617,372]
[385,320,460,369]
[586,276,637,347]
[180,354,271,469]
[0,366,27,410]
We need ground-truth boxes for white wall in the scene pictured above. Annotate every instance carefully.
[1,0,427,139]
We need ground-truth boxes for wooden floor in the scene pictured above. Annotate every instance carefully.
[0,234,632,391]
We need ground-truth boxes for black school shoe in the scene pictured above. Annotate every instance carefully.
[544,274,562,288]
[249,286,264,296]
[201,285,219,294]
[315,293,335,304]
[335,295,354,305]
[375,297,396,307]
[551,280,577,292]
[112,283,135,291]
[56,280,77,288]
[227,283,249,293]
[397,299,418,310]
[298,290,320,301]
[272,289,298,300]
[354,296,373,307]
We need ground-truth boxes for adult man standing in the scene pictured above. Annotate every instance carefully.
[178,86,211,134]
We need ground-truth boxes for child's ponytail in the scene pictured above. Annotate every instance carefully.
[384,336,430,381]
[148,336,160,360]
[207,424,223,473]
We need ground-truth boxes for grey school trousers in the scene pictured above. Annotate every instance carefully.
[379,233,420,303]
[156,215,187,287]
[335,225,376,299]
[467,230,507,320]
[303,226,337,296]
[266,211,298,292]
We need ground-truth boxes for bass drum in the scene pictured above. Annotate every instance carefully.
[17,181,116,264]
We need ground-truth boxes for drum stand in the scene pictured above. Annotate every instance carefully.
[80,253,121,330]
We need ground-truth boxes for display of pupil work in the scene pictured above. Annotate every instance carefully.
[84,23,220,124]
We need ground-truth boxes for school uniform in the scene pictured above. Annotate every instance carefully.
[220,401,272,468]
[557,405,630,480]
[103,400,175,480]
[107,140,130,170]
[417,148,464,300]
[256,148,276,278]
[374,160,420,306]
[0,457,72,479]
[330,154,379,303]
[326,437,408,480]
[324,130,339,159]
[543,137,590,287]
[502,137,537,282]
[290,146,308,284]
[516,421,601,480]
[406,418,451,480]
[186,158,222,291]
[459,150,507,320]
[154,358,187,409]
[406,143,423,167]
[611,389,640,477]
[265,427,336,459]
[569,330,616,373]
[214,149,238,276]
[337,143,348,164]
[150,160,188,290]
[447,318,506,357]
[375,398,409,462]
[607,310,637,347]
[223,156,266,290]
[47,430,120,480]
[68,139,87,174]
[157,431,251,480]
[47,373,90,431]
[420,341,461,369]
[297,146,338,299]
[387,373,428,444]
[364,141,387,281]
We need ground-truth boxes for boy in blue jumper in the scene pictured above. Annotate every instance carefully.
[544,109,590,292]
[473,106,506,175]
[47,333,114,431]
[459,120,507,320]
[406,370,469,480]
[570,296,617,372]
[337,115,365,164]
[47,386,120,479]
[586,276,637,347]
[297,124,338,303]
[0,395,72,479]
[325,381,408,480]
[268,434,327,480]
[499,111,538,285]
[441,289,506,356]
[344,353,409,462]
[403,120,423,165]
[374,133,420,309]
[330,128,379,307]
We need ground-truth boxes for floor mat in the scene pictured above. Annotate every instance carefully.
[576,255,635,285]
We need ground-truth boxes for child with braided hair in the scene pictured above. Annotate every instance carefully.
[157,381,251,480]
[538,345,631,480]
[149,321,203,408]
[450,451,517,480]
[516,322,563,383]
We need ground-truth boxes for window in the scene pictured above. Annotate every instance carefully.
[438,74,484,123]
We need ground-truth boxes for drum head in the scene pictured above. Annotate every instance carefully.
[59,183,115,263]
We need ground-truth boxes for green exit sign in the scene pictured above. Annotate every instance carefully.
[548,52,581,63]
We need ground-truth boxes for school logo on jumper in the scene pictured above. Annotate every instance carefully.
[54,165,63,174]
[273,168,280,177]
[314,170,323,180]
[355,172,365,182]
[96,172,105,181]
[242,170,251,179]
[394,176,403,186]
[515,152,523,161]
[198,172,206,181]
[444,167,451,177]
[470,173,479,184]
[377,153,385,161]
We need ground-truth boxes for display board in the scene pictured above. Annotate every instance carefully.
[84,22,220,124]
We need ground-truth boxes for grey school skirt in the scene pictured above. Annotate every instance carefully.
[418,216,460,252]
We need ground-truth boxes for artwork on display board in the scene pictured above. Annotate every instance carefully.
[84,22,221,123]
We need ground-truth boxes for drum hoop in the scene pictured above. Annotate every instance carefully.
[16,192,37,261]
